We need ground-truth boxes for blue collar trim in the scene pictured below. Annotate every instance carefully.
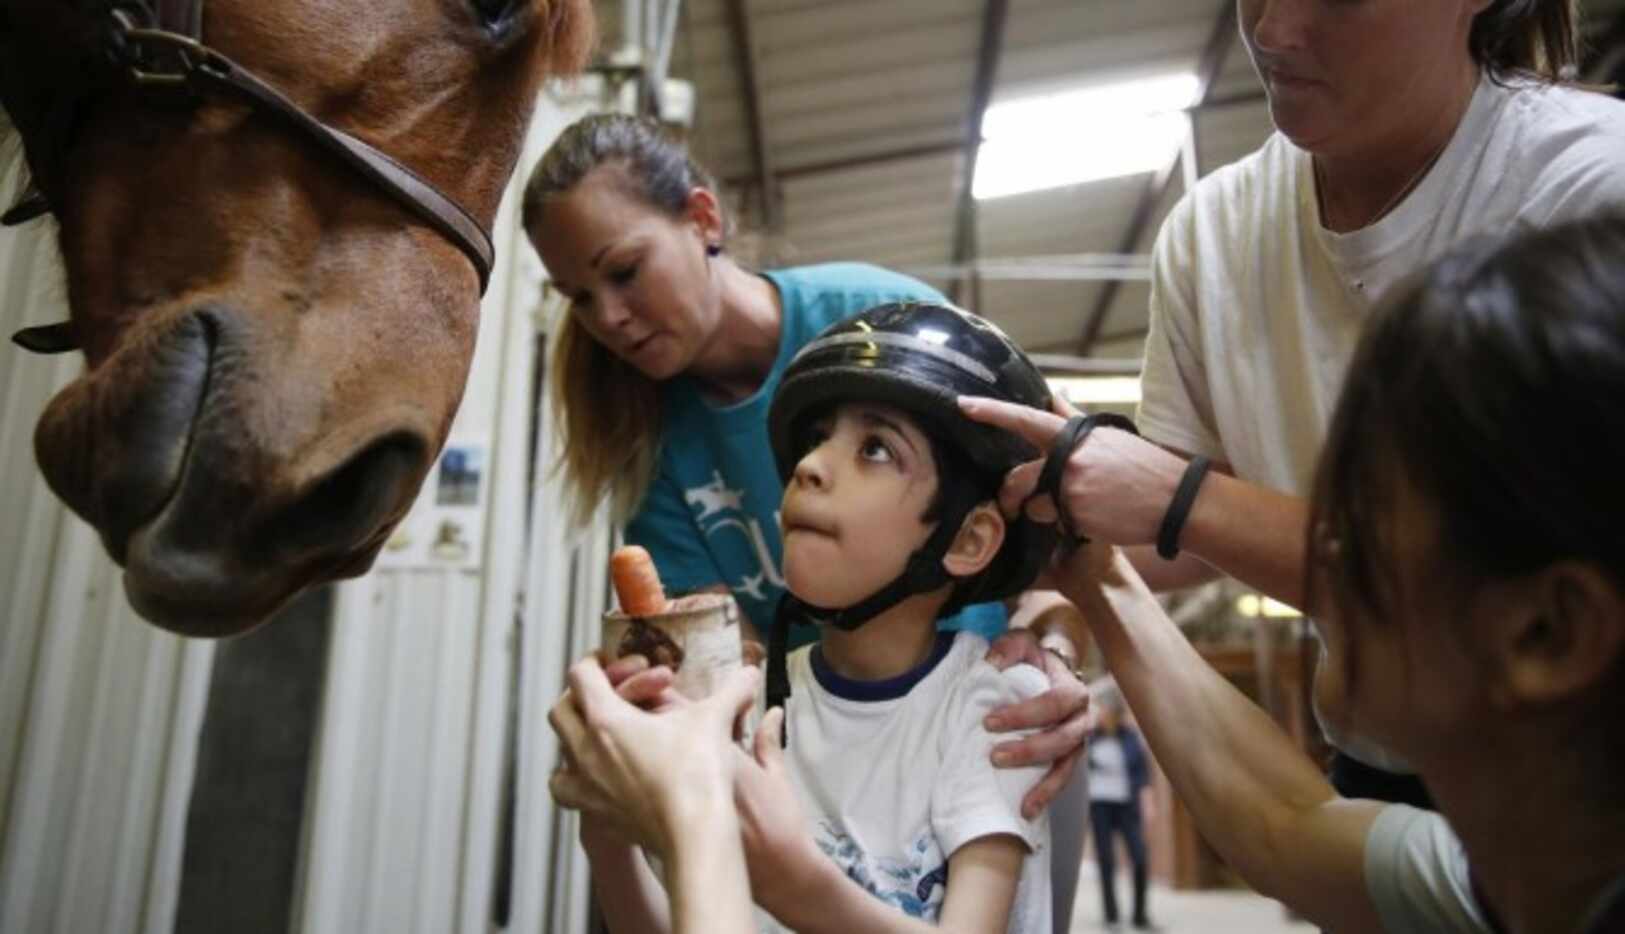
[811,631,955,702]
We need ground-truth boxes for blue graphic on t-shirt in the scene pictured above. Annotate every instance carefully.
[815,822,948,920]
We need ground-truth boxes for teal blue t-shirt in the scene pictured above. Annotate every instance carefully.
[624,263,1007,649]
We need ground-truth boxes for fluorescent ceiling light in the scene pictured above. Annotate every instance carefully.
[1047,376,1142,405]
[1236,594,1304,619]
[975,73,1199,200]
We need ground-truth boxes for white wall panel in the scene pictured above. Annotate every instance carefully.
[0,165,215,934]
[505,80,621,934]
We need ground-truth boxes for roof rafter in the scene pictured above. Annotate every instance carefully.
[947,0,1009,306]
[723,0,780,230]
[717,92,1265,188]
[1076,1,1239,356]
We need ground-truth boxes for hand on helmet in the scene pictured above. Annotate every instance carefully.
[957,394,1188,549]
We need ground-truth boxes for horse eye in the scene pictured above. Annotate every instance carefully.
[469,0,516,28]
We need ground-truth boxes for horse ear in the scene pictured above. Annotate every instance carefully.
[12,322,80,354]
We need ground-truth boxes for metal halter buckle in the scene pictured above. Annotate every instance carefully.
[110,9,222,88]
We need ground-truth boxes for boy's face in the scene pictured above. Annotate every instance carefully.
[779,402,940,609]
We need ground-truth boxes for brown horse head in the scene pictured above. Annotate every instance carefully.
[0,0,594,635]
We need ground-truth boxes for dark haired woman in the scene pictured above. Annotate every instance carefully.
[969,0,1625,804]
[521,114,1092,930]
[965,214,1625,934]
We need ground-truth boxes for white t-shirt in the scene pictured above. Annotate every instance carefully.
[1085,734,1131,804]
[768,632,1053,934]
[1364,805,1490,934]
[1139,74,1625,770]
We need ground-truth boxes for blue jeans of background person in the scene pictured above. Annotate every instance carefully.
[1089,800,1149,926]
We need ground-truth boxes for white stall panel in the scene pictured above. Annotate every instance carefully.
[0,166,215,934]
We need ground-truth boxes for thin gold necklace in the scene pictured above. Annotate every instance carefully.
[1313,136,1450,232]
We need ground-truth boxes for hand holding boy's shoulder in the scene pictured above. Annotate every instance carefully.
[955,636,1050,714]
[928,638,1050,852]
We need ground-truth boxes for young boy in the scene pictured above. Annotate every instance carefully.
[582,302,1059,934]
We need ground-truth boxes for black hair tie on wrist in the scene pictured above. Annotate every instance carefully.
[1030,412,1140,543]
[1156,456,1212,560]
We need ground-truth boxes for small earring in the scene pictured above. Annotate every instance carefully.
[706,243,722,257]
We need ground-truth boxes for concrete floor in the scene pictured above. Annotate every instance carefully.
[1070,877,1315,933]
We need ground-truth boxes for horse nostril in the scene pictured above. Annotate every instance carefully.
[253,432,427,562]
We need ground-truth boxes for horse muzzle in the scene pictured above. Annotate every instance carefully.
[33,305,435,635]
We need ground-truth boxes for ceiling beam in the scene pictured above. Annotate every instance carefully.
[1096,326,1151,346]
[723,0,780,229]
[1029,353,1143,376]
[1030,327,1150,355]
[727,139,963,187]
[1076,1,1239,356]
[717,92,1266,189]
[948,0,1010,306]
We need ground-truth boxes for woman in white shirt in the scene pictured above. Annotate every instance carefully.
[970,0,1625,804]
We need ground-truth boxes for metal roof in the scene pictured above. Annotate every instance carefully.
[611,0,1625,363]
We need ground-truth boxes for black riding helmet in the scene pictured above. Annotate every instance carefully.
[764,301,1057,727]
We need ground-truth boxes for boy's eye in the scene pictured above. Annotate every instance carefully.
[609,263,638,286]
[859,436,895,464]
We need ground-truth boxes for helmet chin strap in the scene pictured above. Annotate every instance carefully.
[765,477,983,744]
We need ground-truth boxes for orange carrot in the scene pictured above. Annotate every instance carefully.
[610,545,668,617]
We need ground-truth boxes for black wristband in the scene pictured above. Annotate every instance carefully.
[1030,413,1141,543]
[1036,415,1088,497]
[1156,456,1212,560]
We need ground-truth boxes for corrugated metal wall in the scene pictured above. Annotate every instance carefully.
[0,161,217,934]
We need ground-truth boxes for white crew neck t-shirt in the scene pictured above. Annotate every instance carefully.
[765,632,1052,934]
[1139,75,1625,771]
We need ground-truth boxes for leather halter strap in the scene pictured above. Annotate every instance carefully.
[156,0,202,37]
[9,0,497,355]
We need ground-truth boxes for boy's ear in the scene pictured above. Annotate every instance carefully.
[942,502,1006,579]
[1481,562,1625,711]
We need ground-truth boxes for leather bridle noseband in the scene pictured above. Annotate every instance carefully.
[5,0,497,355]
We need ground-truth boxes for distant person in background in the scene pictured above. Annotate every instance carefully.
[1084,678,1157,932]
